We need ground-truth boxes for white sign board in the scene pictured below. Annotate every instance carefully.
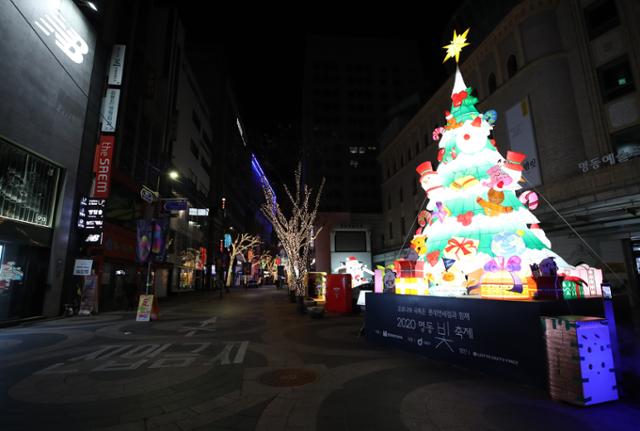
[357,290,369,306]
[189,208,209,216]
[107,44,126,86]
[73,259,93,276]
[505,97,542,188]
[100,88,121,132]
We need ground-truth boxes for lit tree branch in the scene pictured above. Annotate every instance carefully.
[226,232,261,287]
[260,163,324,297]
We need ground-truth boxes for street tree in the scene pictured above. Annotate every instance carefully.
[260,164,324,300]
[225,233,261,287]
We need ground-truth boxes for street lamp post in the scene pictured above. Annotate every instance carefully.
[144,169,179,296]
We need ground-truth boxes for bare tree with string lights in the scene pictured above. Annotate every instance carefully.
[225,232,261,288]
[260,163,324,306]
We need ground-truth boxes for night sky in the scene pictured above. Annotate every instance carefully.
[179,2,464,136]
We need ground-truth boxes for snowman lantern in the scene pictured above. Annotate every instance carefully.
[456,115,492,154]
[502,150,527,188]
[334,256,374,287]
[416,161,446,204]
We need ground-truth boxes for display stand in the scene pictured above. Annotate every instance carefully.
[365,293,604,387]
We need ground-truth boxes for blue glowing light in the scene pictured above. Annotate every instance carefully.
[251,154,276,206]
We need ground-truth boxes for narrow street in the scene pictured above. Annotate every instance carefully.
[0,286,637,431]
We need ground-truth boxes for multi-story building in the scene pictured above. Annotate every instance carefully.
[0,0,100,321]
[96,3,222,302]
[303,36,423,271]
[188,45,274,251]
[302,35,423,214]
[378,0,640,296]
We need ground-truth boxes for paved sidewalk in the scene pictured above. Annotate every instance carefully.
[0,286,638,430]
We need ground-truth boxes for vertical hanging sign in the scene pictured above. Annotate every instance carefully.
[100,88,121,133]
[505,97,542,188]
[107,44,126,86]
[93,135,115,198]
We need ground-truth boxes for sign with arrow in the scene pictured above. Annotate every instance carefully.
[161,198,188,212]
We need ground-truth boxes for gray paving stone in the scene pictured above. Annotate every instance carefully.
[119,406,164,423]
[1,288,637,431]
[147,408,197,428]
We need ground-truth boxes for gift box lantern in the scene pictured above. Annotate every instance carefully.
[480,256,532,300]
[542,316,618,406]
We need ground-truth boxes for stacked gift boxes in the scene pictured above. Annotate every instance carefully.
[393,259,429,296]
[560,264,603,298]
[542,316,618,406]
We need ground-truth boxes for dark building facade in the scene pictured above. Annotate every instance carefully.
[0,0,100,320]
[378,0,640,299]
[302,35,423,214]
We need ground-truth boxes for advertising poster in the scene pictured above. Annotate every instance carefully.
[151,218,169,262]
[78,274,98,316]
[136,220,152,263]
[365,293,547,385]
[136,294,153,322]
[72,259,93,276]
[505,97,542,187]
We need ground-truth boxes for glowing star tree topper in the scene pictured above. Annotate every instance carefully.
[442,28,470,64]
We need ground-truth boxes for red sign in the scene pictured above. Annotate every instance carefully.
[198,247,207,270]
[93,135,115,198]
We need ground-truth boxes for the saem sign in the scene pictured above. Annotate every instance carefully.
[93,135,115,198]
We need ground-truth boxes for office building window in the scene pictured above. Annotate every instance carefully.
[387,194,391,209]
[388,222,393,239]
[190,139,200,160]
[584,0,619,40]
[507,55,518,79]
[488,73,497,94]
[400,217,406,237]
[399,186,403,203]
[202,130,212,149]
[192,111,201,131]
[597,56,635,102]
[407,148,411,161]
[612,125,640,163]
[201,158,210,173]
[334,231,367,252]
[413,179,418,195]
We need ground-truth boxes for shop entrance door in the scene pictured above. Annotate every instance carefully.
[0,242,49,321]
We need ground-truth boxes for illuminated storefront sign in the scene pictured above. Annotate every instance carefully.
[189,208,209,216]
[0,137,61,227]
[93,135,115,198]
[100,89,120,133]
[34,10,89,64]
[78,197,105,244]
[107,44,126,86]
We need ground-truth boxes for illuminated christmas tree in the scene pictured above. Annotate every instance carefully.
[406,29,573,299]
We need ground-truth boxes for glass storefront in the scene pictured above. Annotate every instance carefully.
[0,137,61,227]
[0,242,50,320]
[0,137,62,320]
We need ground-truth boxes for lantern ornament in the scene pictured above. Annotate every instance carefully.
[390,29,601,301]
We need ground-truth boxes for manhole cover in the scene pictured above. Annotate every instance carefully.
[258,368,318,387]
